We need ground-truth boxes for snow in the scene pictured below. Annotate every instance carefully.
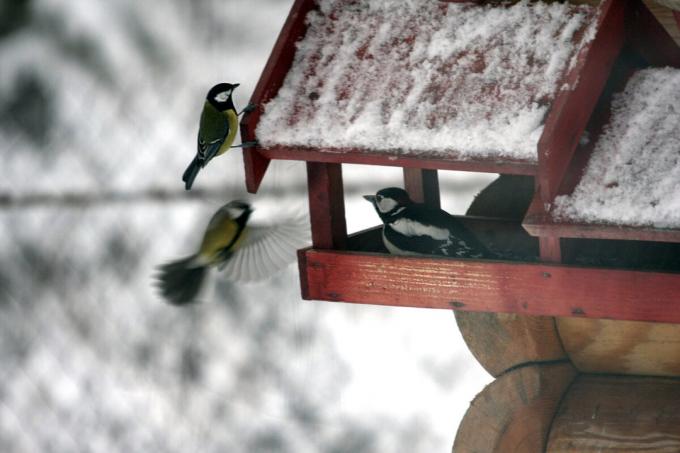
[553,68,680,229]
[257,0,597,162]
[0,1,496,451]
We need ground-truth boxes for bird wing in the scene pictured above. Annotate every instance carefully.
[197,102,230,162]
[218,214,311,282]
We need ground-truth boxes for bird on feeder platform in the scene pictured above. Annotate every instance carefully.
[155,200,308,305]
[364,187,495,259]
[182,83,256,190]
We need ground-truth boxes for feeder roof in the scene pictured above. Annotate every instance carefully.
[256,0,598,162]
[553,67,680,229]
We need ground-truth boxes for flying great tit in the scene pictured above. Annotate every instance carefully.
[364,187,495,258]
[156,200,309,305]
[182,83,255,190]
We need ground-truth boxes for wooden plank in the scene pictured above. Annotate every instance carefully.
[547,374,680,452]
[557,317,680,377]
[537,0,626,202]
[629,0,680,68]
[524,194,680,243]
[643,0,680,46]
[306,162,347,249]
[255,144,538,175]
[403,168,440,208]
[453,362,576,453]
[240,0,317,193]
[300,248,680,324]
[455,312,567,377]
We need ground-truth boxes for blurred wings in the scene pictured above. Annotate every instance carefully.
[218,214,311,282]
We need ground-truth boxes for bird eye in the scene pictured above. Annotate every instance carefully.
[377,195,383,201]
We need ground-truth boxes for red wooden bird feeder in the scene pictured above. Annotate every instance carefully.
[241,0,680,450]
[240,0,680,324]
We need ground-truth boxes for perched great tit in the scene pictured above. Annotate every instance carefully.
[364,187,495,258]
[182,83,255,190]
[155,200,309,305]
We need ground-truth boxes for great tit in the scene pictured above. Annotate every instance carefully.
[155,200,309,305]
[364,187,495,258]
[182,83,255,190]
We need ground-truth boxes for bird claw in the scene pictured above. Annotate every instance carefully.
[231,140,259,149]
[239,103,257,116]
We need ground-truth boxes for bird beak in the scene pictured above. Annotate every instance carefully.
[233,83,240,89]
[363,195,376,204]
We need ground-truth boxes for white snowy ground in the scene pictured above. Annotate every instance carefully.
[0,1,493,452]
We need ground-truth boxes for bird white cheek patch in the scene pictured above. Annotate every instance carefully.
[377,197,398,213]
[390,218,450,241]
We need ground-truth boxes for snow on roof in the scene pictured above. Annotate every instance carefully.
[553,67,680,229]
[256,0,597,162]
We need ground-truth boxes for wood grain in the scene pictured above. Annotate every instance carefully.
[403,168,440,208]
[457,175,566,376]
[300,246,680,324]
[557,317,680,377]
[306,162,347,250]
[453,362,576,453]
[547,374,680,452]
[455,312,567,377]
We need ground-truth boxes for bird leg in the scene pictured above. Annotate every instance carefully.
[231,141,259,149]
[238,103,257,116]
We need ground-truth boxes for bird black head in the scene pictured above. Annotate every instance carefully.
[363,187,413,217]
[207,83,239,110]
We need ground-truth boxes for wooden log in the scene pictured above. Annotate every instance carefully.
[453,362,576,453]
[456,313,567,377]
[456,175,567,376]
[556,317,680,377]
[546,374,680,452]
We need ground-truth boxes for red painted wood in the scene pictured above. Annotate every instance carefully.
[240,0,317,193]
[539,237,562,263]
[306,162,347,249]
[524,196,680,243]
[403,168,440,208]
[537,0,625,203]
[627,0,680,68]
[256,144,538,175]
[300,248,680,324]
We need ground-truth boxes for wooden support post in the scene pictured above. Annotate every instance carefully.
[306,162,347,250]
[403,168,440,208]
[539,236,562,263]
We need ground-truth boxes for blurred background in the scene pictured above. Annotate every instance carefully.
[0,0,494,451]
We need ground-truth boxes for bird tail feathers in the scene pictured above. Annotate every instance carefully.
[155,255,207,305]
[182,157,201,190]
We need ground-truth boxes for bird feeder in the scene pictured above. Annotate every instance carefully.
[242,0,680,323]
[241,0,680,450]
